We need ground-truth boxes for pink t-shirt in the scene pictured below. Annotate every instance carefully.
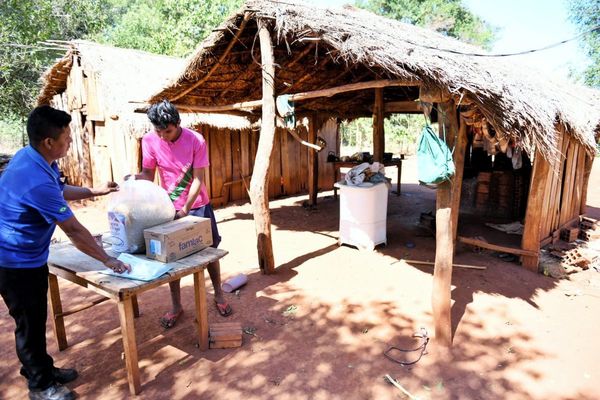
[141,127,210,211]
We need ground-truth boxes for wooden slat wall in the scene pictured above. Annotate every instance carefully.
[316,118,338,191]
[537,127,591,243]
[195,119,337,208]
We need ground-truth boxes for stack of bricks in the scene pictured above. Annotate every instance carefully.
[475,172,491,213]
[579,217,600,242]
[560,227,580,243]
[209,322,243,349]
[493,171,514,218]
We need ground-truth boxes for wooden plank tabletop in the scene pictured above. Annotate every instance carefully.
[48,242,228,299]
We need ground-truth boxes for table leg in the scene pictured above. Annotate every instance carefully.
[193,271,209,351]
[117,297,141,395]
[132,295,140,318]
[48,274,68,351]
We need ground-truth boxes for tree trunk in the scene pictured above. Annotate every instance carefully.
[249,19,276,274]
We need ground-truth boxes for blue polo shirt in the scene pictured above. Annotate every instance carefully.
[0,146,74,268]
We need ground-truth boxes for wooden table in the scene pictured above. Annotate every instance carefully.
[47,242,228,395]
[332,159,403,198]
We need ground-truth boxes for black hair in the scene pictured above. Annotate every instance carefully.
[147,100,181,130]
[26,105,72,147]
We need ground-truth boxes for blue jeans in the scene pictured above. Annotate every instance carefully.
[188,204,221,248]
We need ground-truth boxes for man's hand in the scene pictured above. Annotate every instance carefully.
[175,209,188,219]
[104,257,131,274]
[93,181,119,196]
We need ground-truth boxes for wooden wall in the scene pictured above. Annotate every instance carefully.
[536,127,593,243]
[201,119,337,207]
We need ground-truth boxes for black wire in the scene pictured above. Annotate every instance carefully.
[402,25,600,58]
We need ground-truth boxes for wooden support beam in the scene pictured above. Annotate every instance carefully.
[249,19,276,274]
[580,152,594,215]
[521,149,550,271]
[308,114,319,206]
[170,13,251,103]
[173,79,420,113]
[458,236,538,257]
[450,116,468,246]
[383,101,422,113]
[431,100,456,348]
[433,180,453,347]
[372,88,384,162]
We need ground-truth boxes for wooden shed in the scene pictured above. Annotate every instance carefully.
[37,40,338,206]
[145,0,600,345]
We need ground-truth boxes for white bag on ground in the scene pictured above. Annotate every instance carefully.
[107,179,175,253]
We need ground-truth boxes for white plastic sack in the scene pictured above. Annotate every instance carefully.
[107,179,175,253]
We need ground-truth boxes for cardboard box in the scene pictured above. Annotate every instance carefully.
[209,322,242,349]
[143,216,212,263]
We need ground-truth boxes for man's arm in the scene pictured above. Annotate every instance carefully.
[56,216,131,273]
[63,182,119,201]
[176,168,204,219]
[125,167,156,182]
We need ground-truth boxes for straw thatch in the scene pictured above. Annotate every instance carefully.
[149,0,600,162]
[38,40,252,132]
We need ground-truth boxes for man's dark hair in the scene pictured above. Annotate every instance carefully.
[26,105,72,147]
[147,100,181,130]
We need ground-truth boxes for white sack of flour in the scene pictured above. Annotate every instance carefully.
[107,179,175,253]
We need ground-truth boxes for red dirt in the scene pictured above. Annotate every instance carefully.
[2,157,600,399]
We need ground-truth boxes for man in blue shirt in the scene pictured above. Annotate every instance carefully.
[0,106,130,400]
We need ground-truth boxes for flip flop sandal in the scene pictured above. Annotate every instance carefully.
[215,301,233,317]
[159,310,183,329]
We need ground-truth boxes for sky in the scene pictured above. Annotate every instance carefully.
[304,0,589,82]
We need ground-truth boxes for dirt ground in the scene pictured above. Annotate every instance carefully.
[2,157,600,400]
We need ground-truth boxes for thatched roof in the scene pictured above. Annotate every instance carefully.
[37,40,252,131]
[149,0,600,160]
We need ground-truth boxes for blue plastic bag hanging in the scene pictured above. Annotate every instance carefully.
[417,125,455,187]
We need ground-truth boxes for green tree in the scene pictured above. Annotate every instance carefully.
[568,0,600,87]
[94,0,243,57]
[355,0,496,47]
[0,0,116,117]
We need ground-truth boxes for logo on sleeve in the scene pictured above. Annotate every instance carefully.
[59,206,67,213]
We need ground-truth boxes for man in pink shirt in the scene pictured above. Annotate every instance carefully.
[134,100,232,328]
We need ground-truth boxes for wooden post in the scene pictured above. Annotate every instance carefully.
[249,19,276,274]
[372,88,384,162]
[308,114,319,206]
[450,116,468,245]
[580,152,594,215]
[431,101,456,347]
[521,149,550,271]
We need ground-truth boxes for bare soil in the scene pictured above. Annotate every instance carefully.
[2,157,600,400]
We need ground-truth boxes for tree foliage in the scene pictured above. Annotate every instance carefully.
[0,0,242,121]
[355,0,495,48]
[0,0,116,117]
[568,0,600,87]
[93,0,242,57]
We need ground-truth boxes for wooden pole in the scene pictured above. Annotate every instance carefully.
[249,19,276,274]
[308,114,319,206]
[431,101,456,347]
[450,116,468,245]
[169,79,419,113]
[372,88,384,162]
[580,152,594,215]
[521,149,550,271]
